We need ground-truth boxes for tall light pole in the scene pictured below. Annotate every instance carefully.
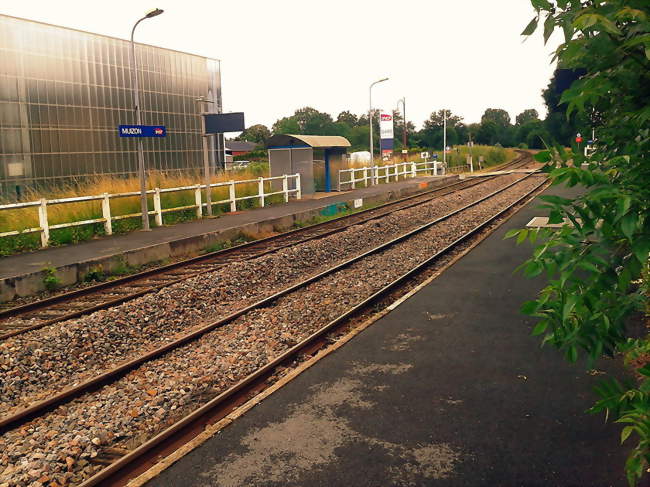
[369,77,388,164]
[442,109,447,168]
[129,8,164,231]
[396,97,407,161]
[196,96,215,216]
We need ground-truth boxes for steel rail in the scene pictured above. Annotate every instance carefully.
[0,173,541,434]
[0,176,495,340]
[79,173,549,487]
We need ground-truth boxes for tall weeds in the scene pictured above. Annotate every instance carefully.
[0,165,270,255]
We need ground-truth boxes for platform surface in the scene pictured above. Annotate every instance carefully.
[0,176,448,280]
[147,183,628,486]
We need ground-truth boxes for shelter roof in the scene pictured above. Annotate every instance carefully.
[267,134,351,148]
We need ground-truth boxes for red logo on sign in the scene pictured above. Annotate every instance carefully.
[380,114,392,121]
[576,136,583,143]
[154,128,163,135]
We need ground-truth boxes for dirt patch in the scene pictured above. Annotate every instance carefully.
[200,361,461,486]
[384,331,424,352]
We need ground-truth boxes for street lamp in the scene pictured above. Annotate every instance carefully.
[369,77,388,164]
[129,8,164,231]
[396,97,407,161]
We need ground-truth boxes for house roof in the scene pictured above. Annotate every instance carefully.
[225,140,258,152]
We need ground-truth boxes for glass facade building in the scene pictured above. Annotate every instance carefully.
[0,14,223,196]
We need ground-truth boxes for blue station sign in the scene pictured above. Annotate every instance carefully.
[118,125,166,137]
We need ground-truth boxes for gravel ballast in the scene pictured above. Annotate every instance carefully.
[0,175,544,487]
[0,175,528,419]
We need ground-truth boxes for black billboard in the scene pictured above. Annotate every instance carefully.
[203,112,245,134]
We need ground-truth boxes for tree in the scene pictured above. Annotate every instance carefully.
[236,124,271,146]
[475,120,498,145]
[336,110,359,126]
[542,69,589,145]
[418,109,463,149]
[512,2,650,484]
[481,108,511,127]
[479,108,514,146]
[293,107,336,135]
[515,109,540,126]
[271,107,337,136]
[271,116,300,135]
[424,109,463,129]
[515,119,549,149]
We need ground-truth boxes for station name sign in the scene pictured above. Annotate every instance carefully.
[118,125,167,137]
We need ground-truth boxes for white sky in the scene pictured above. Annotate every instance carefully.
[2,0,562,129]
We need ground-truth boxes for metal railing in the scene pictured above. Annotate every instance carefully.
[337,161,444,191]
[0,174,301,248]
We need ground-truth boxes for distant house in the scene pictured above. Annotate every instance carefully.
[225,141,258,157]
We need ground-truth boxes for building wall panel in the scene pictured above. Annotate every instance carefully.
[0,14,222,196]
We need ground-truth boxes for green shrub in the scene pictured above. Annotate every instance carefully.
[42,265,60,291]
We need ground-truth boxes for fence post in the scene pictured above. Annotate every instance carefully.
[351,169,356,189]
[363,168,368,187]
[373,166,379,185]
[194,186,203,218]
[282,174,289,203]
[386,165,390,183]
[38,198,49,248]
[153,188,163,226]
[258,177,265,208]
[295,174,302,199]
[229,181,237,212]
[102,193,112,235]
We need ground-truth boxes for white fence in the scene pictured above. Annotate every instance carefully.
[338,161,444,191]
[0,173,301,248]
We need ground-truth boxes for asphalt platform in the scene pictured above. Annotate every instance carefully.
[147,182,629,487]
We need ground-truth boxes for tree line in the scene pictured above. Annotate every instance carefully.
[237,68,587,153]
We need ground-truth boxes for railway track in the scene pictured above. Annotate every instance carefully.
[0,175,499,340]
[487,149,537,172]
[0,173,549,487]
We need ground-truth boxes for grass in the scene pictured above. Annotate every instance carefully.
[443,145,515,172]
[0,165,272,256]
[202,233,257,254]
[0,145,516,256]
[341,145,515,185]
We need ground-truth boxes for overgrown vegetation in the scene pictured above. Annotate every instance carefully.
[41,265,60,291]
[0,167,274,256]
[202,233,256,254]
[507,1,649,484]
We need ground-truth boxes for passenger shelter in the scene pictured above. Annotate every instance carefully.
[267,134,351,195]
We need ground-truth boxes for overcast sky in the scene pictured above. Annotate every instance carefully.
[2,0,562,130]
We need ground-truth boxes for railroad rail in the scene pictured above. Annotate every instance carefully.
[0,173,546,437]
[486,149,537,172]
[76,172,550,487]
[0,175,501,340]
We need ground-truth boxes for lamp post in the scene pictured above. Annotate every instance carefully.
[196,96,215,216]
[369,77,388,164]
[396,97,407,161]
[129,8,163,231]
[442,109,447,168]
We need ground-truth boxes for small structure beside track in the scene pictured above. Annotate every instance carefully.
[267,134,352,194]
